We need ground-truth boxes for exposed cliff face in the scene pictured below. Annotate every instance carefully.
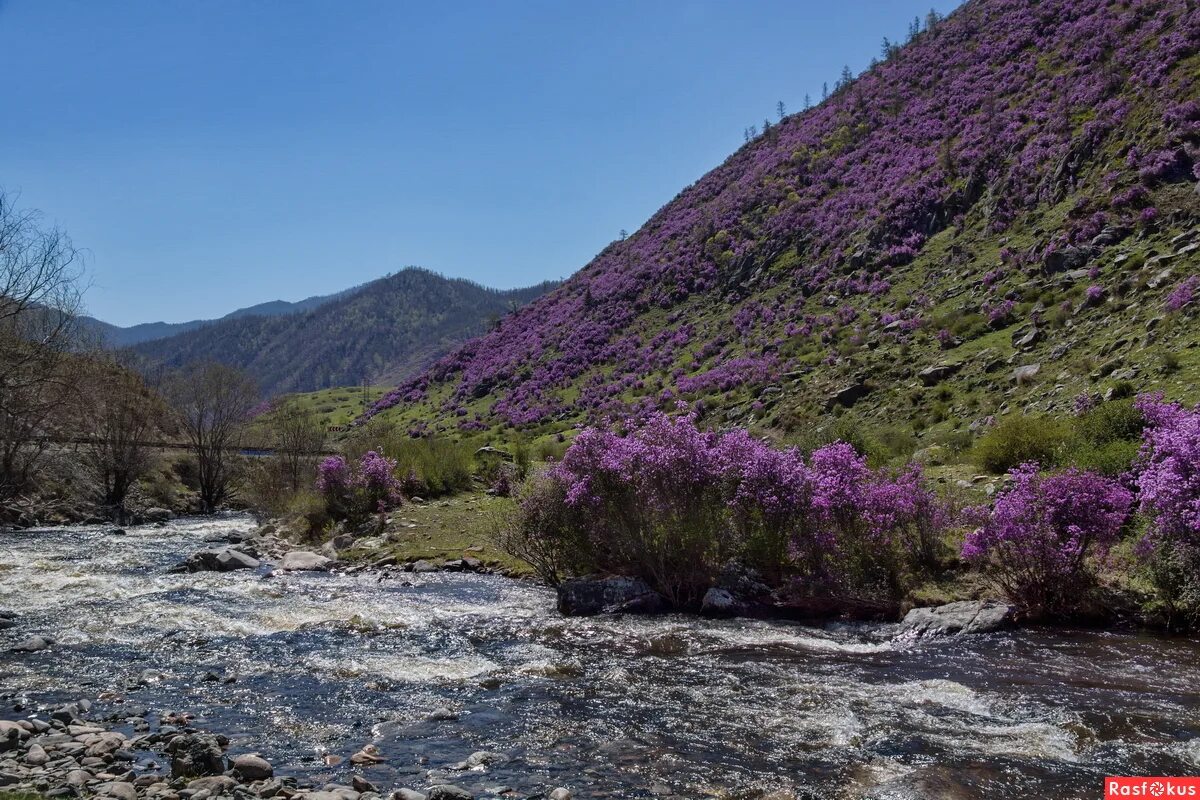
[371,0,1199,436]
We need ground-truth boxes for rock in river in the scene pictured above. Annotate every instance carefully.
[10,634,54,652]
[898,600,1014,638]
[426,786,473,800]
[171,547,260,573]
[280,550,334,571]
[557,576,668,616]
[231,753,273,781]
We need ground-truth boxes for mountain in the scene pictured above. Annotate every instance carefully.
[132,268,558,396]
[81,290,346,347]
[367,0,1200,438]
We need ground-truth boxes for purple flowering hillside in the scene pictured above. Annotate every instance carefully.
[371,0,1200,434]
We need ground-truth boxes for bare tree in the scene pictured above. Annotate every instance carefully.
[0,190,85,502]
[267,398,326,492]
[168,362,258,513]
[81,358,164,520]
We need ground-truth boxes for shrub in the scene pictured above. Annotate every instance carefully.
[972,415,1070,474]
[1131,396,1200,629]
[1066,398,1145,476]
[961,464,1132,617]
[503,411,952,606]
[316,451,404,524]
[343,420,475,496]
[491,474,588,585]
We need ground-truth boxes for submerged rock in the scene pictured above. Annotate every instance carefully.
[556,576,668,616]
[899,600,1014,638]
[167,733,226,778]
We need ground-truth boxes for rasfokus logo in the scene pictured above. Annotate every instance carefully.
[1106,778,1200,797]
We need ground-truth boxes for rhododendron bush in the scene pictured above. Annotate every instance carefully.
[961,465,1132,616]
[506,411,952,606]
[1132,396,1200,627]
[316,451,404,525]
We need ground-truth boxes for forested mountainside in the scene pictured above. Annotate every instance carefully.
[369,0,1200,440]
[80,290,347,347]
[133,268,557,396]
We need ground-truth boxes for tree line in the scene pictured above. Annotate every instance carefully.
[0,190,326,525]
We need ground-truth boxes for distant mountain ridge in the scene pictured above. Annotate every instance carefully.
[81,289,351,347]
[131,268,558,396]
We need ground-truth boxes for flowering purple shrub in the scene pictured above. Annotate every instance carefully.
[1165,276,1198,313]
[961,464,1132,616]
[1133,396,1200,543]
[316,451,404,524]
[507,411,951,605]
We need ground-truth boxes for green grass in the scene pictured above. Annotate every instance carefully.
[341,492,533,576]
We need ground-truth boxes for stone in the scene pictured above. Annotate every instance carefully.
[349,745,385,765]
[699,588,744,617]
[167,734,225,779]
[186,775,237,793]
[230,754,273,781]
[99,781,138,800]
[171,548,259,573]
[1042,245,1090,274]
[917,363,960,386]
[556,576,668,616]
[426,708,458,722]
[279,551,334,571]
[1012,363,1041,384]
[142,508,173,523]
[826,381,873,410]
[10,634,54,652]
[410,560,438,573]
[351,776,378,793]
[898,600,1015,638]
[0,610,16,630]
[453,751,501,770]
[425,786,472,800]
[1012,327,1042,350]
[391,791,427,800]
[66,770,92,787]
[549,790,572,800]
[24,743,49,765]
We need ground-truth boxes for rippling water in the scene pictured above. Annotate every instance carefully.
[2,516,1198,799]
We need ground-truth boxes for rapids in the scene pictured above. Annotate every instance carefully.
[1,516,1198,799]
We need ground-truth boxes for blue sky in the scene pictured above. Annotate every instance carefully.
[1,0,957,326]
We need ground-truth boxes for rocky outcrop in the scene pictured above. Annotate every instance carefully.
[556,576,668,616]
[898,600,1015,638]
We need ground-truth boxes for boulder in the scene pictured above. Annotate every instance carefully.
[186,775,238,793]
[98,781,138,800]
[0,610,16,629]
[410,560,439,573]
[142,507,173,523]
[426,786,473,800]
[171,547,260,573]
[1042,245,1090,274]
[700,588,744,617]
[10,634,53,652]
[1012,363,1041,384]
[24,743,49,765]
[167,733,226,778]
[230,753,273,781]
[917,363,961,386]
[826,381,873,411]
[898,600,1014,638]
[279,550,334,571]
[392,791,428,800]
[556,576,668,616]
[549,790,572,800]
[1011,327,1042,350]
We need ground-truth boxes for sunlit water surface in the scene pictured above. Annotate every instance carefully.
[2,517,1198,799]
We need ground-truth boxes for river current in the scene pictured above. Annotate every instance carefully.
[1,516,1198,799]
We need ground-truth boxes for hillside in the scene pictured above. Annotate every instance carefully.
[81,289,346,347]
[367,0,1200,445]
[133,268,557,396]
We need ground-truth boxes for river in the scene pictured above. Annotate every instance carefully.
[1,516,1198,799]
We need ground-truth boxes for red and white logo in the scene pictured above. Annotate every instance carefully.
[1106,778,1200,798]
